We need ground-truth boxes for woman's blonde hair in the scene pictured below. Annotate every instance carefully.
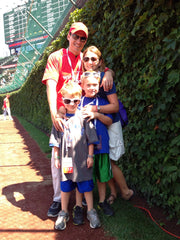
[60,80,82,98]
[83,46,105,72]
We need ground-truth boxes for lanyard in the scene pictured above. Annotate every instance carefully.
[66,48,82,83]
[80,97,98,128]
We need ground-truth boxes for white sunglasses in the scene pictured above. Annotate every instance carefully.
[63,98,80,104]
[81,71,100,78]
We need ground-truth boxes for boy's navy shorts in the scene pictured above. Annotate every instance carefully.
[61,179,94,193]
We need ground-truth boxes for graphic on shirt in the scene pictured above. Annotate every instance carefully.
[62,157,73,173]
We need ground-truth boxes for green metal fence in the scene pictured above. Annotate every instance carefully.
[0,0,76,94]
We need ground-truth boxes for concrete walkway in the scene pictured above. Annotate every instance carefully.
[0,116,115,240]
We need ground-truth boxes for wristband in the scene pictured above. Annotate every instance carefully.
[97,105,101,113]
[88,154,94,158]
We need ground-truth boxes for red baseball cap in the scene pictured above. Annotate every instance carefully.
[69,22,88,38]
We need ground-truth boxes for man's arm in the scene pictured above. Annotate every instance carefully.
[46,79,65,131]
[100,69,115,91]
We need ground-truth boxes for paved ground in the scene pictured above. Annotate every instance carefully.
[0,116,116,240]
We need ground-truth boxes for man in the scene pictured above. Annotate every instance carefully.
[3,95,13,121]
[42,22,113,217]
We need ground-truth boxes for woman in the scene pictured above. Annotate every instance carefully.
[82,46,134,203]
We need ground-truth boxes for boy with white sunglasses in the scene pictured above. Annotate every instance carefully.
[49,80,101,230]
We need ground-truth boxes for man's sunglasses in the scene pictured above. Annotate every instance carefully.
[63,98,80,105]
[83,57,98,62]
[70,33,87,42]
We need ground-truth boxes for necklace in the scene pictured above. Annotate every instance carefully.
[66,48,82,83]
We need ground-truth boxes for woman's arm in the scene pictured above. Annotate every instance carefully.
[96,112,112,126]
[83,111,112,126]
[97,93,119,114]
[82,93,119,114]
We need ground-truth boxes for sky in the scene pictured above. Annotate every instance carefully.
[0,0,27,58]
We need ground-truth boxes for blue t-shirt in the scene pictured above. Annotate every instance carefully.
[97,72,120,123]
[81,96,112,155]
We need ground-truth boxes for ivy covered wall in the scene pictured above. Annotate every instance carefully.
[1,0,179,220]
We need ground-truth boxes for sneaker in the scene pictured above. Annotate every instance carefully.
[47,201,61,217]
[55,210,69,230]
[87,209,101,229]
[98,200,114,216]
[73,205,84,225]
[82,196,87,206]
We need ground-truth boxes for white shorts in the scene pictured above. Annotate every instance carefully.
[108,121,125,161]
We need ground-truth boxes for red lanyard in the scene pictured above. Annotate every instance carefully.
[66,48,82,83]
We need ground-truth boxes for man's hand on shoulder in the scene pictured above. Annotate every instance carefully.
[100,69,114,91]
[52,106,67,131]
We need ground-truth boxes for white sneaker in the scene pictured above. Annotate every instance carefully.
[55,210,69,230]
[87,209,101,229]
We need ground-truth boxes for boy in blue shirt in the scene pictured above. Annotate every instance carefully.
[80,71,114,216]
